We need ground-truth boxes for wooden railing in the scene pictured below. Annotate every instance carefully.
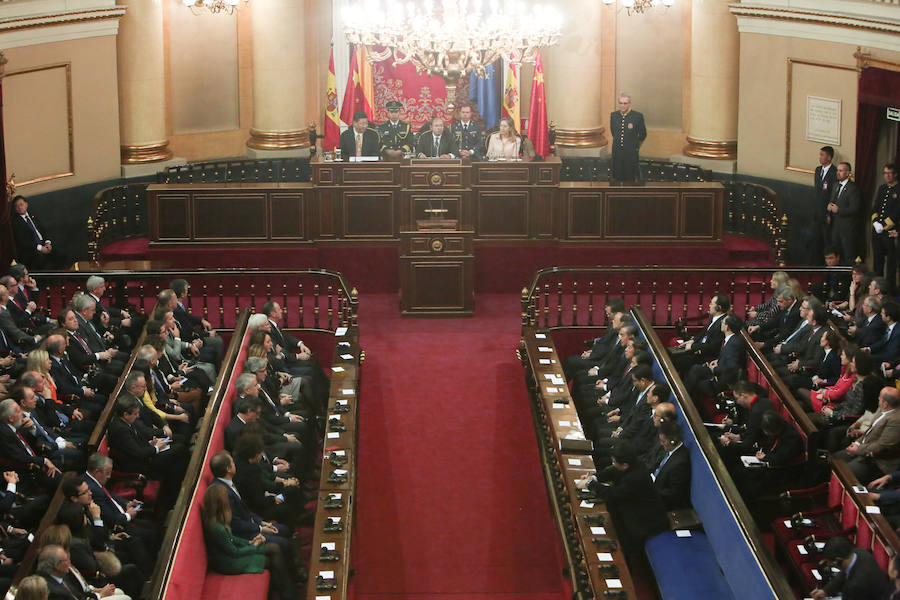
[157,157,311,184]
[519,328,636,600]
[521,266,850,330]
[632,308,795,599]
[33,269,358,333]
[558,157,713,183]
[723,181,788,265]
[87,183,149,262]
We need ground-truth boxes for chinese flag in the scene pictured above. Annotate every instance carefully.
[340,46,372,126]
[527,51,550,157]
[501,55,519,131]
[323,46,340,151]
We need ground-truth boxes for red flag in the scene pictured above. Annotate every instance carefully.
[340,46,372,126]
[527,51,550,158]
[323,47,340,151]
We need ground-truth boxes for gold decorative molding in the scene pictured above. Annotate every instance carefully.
[553,126,608,148]
[683,137,737,160]
[730,5,900,36]
[121,141,173,164]
[5,62,74,186]
[247,128,311,150]
[855,48,900,73]
[784,58,859,174]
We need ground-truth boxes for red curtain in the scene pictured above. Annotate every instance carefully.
[0,79,14,271]
[371,60,470,129]
[855,67,900,198]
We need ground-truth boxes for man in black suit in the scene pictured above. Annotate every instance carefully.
[813,146,838,260]
[684,314,746,399]
[258,301,328,406]
[85,276,142,351]
[718,381,774,455]
[450,104,484,161]
[771,306,828,378]
[225,391,310,478]
[84,453,159,551]
[610,93,647,182]
[848,295,885,347]
[0,398,61,489]
[811,536,891,600]
[59,308,120,394]
[651,421,691,511]
[866,301,900,368]
[37,544,115,600]
[669,294,729,374]
[564,305,626,380]
[106,394,187,508]
[827,162,861,264]
[784,328,842,393]
[417,117,459,158]
[10,195,68,271]
[339,111,380,160]
[46,334,106,417]
[755,287,801,349]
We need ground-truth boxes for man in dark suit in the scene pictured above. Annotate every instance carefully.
[417,117,459,158]
[784,328,842,392]
[106,394,187,508]
[564,306,626,380]
[812,146,838,260]
[10,195,68,271]
[755,288,802,349]
[810,536,891,600]
[866,302,900,367]
[0,282,38,351]
[684,314,746,399]
[610,93,647,182]
[167,280,223,367]
[669,294,729,374]
[0,398,61,489]
[827,162,861,264]
[259,300,328,406]
[718,381,774,455]
[771,306,827,377]
[450,104,484,161]
[59,308,120,394]
[849,295,885,348]
[46,334,106,417]
[651,421,691,510]
[37,544,113,600]
[84,453,160,551]
[339,111,380,160]
[208,451,291,549]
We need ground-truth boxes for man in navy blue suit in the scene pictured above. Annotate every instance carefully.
[684,314,746,399]
[866,302,900,368]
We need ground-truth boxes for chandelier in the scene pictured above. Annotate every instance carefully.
[343,0,561,107]
[602,0,674,15]
[181,0,248,15]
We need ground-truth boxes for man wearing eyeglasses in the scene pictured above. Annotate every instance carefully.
[610,93,646,182]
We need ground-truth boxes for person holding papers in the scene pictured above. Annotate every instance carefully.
[339,112,380,161]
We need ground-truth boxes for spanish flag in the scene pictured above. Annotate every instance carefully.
[357,45,376,120]
[323,46,340,151]
[527,51,550,157]
[502,55,519,131]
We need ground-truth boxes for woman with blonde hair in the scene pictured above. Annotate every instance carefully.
[26,349,57,401]
[746,271,790,328]
[201,484,298,600]
[14,575,48,600]
[485,117,535,160]
[38,525,131,600]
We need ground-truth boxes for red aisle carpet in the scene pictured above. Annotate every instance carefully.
[352,293,569,600]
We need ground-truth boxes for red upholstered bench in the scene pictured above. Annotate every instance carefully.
[201,573,270,600]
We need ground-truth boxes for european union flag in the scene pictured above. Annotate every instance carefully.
[469,62,499,130]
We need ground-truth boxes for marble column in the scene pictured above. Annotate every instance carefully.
[684,0,739,160]
[542,0,608,152]
[247,0,310,152]
[117,0,171,164]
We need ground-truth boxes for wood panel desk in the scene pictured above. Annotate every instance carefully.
[148,157,722,247]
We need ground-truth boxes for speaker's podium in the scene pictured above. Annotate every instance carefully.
[399,159,474,316]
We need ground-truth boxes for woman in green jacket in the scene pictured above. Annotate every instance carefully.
[201,485,299,600]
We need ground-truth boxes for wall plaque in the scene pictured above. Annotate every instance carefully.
[806,96,841,145]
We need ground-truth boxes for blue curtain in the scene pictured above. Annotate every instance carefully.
[469,62,499,130]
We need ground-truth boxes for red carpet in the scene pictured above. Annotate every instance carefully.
[352,294,569,599]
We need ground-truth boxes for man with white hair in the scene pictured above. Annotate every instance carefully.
[85,276,143,349]
[610,92,646,182]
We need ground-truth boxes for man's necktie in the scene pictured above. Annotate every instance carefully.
[355,133,362,157]
[433,137,439,156]
[25,215,41,244]
[72,333,90,354]
[653,451,671,479]
[15,431,35,457]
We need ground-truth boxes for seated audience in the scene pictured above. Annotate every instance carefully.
[669,294,729,374]
[809,536,891,600]
[683,314,745,399]
[650,421,691,511]
[834,386,900,481]
[746,270,789,330]
[14,575,49,600]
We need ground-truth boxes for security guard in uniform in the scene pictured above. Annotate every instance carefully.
[873,162,900,289]
[376,100,413,160]
[610,93,647,182]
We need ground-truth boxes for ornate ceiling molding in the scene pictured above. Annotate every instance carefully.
[0,3,124,49]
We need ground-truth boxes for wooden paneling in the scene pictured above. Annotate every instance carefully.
[343,192,395,238]
[193,193,267,240]
[605,192,678,239]
[476,191,529,238]
[155,193,191,241]
[400,231,474,316]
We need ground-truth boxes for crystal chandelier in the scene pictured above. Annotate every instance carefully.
[602,0,674,15]
[181,0,248,15]
[343,0,561,107]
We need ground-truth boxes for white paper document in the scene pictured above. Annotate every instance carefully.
[535,333,547,339]
[568,458,582,466]
[321,542,336,550]
[605,579,622,589]
[340,353,354,360]
[596,552,614,562]
[319,571,335,579]
[675,530,692,538]
[591,527,606,535]
[539,359,552,364]
[342,388,355,395]
[558,420,572,427]
[580,500,595,508]
[327,432,340,438]
[335,327,348,336]
[331,366,345,373]
[740,455,764,468]
[538,346,553,352]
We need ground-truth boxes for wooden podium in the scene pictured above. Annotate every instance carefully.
[400,228,474,317]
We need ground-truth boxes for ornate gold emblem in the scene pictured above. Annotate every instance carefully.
[430,238,444,252]
[429,172,443,187]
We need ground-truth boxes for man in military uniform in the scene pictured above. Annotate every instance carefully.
[450,104,484,161]
[874,162,900,289]
[376,100,413,160]
[610,93,646,182]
